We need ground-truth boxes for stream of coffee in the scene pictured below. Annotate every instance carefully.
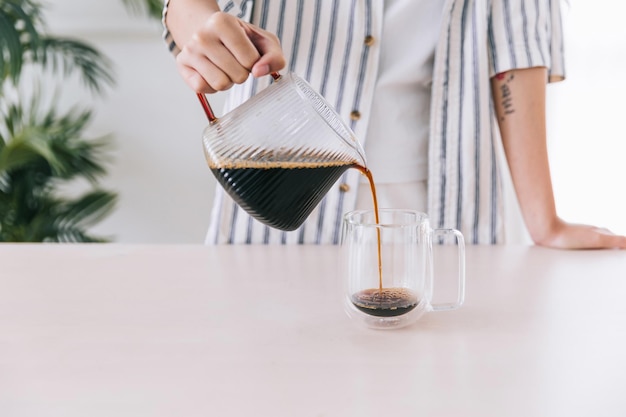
[354,165,383,290]
[351,165,419,318]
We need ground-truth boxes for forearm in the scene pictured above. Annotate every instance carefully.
[165,0,220,48]
[491,67,558,244]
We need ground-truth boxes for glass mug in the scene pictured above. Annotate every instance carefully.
[341,209,466,329]
[201,72,367,231]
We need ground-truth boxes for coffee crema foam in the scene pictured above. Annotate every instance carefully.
[351,287,419,317]
[206,150,356,169]
[207,159,354,169]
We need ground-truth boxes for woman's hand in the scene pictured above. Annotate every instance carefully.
[167,2,286,93]
[534,218,626,250]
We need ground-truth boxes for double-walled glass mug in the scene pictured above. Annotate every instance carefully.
[341,209,466,330]
[200,72,367,232]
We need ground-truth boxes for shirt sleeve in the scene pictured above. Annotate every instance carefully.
[218,1,254,20]
[488,0,565,82]
[161,0,255,57]
[161,0,180,56]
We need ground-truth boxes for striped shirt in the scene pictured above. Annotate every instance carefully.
[162,0,565,245]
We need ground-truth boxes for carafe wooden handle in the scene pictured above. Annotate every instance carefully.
[197,72,282,123]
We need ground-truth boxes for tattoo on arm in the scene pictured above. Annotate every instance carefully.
[496,72,515,122]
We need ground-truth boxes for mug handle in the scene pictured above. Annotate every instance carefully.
[430,228,466,311]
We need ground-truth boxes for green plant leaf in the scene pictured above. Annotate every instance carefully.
[55,190,118,230]
[1,188,117,243]
[0,94,112,181]
[0,0,43,84]
[0,87,117,242]
[0,132,58,174]
[39,37,115,95]
[0,11,24,83]
[120,0,164,20]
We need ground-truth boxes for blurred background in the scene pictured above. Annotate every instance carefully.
[45,0,222,243]
[5,0,624,244]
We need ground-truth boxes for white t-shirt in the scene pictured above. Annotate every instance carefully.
[363,0,444,184]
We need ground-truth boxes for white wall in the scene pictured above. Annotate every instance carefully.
[547,2,626,237]
[45,1,626,243]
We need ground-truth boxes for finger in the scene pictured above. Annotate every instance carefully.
[243,23,287,76]
[178,64,216,94]
[251,54,285,77]
[187,27,252,85]
[176,53,233,93]
[199,42,253,84]
[205,13,261,76]
[596,229,626,249]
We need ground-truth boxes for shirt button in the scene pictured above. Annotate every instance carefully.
[364,35,375,46]
[339,183,350,193]
[350,110,361,121]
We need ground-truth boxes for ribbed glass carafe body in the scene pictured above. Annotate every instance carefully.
[202,72,367,231]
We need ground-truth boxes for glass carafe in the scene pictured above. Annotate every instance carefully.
[201,72,367,231]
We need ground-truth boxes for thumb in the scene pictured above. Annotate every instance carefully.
[242,23,286,76]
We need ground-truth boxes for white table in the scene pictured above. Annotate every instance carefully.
[1,244,625,417]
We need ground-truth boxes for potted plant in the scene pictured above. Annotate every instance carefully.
[0,0,123,242]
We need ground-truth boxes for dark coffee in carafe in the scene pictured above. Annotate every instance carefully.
[209,155,356,231]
